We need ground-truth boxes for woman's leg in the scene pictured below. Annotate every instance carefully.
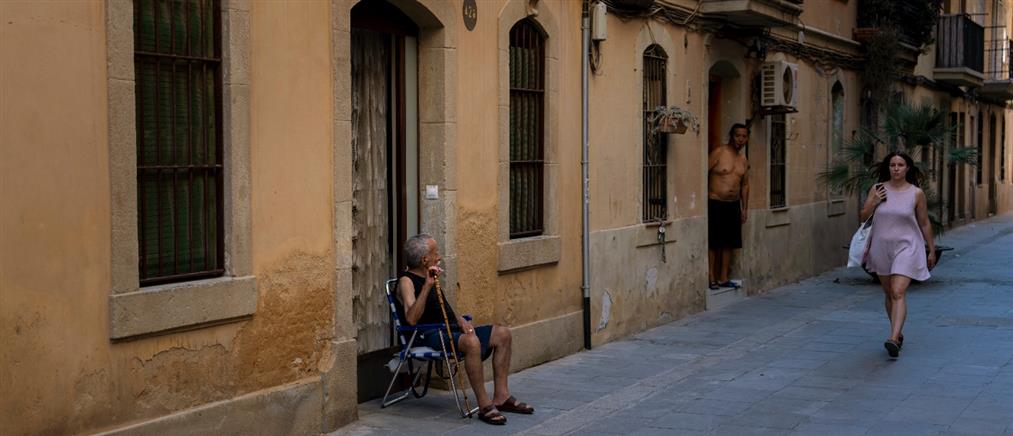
[878,275,893,323]
[887,275,911,342]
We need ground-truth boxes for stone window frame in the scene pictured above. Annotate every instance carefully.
[106,0,255,340]
[496,1,560,273]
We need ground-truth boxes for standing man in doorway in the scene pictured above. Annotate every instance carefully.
[708,123,750,290]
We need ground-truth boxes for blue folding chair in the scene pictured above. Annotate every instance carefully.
[380,278,477,418]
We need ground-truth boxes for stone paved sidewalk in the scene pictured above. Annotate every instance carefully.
[336,213,1013,436]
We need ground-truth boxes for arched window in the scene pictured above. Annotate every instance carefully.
[508,19,545,238]
[830,82,845,196]
[643,44,668,221]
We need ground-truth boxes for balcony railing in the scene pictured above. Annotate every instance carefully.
[936,14,985,74]
[985,38,1012,81]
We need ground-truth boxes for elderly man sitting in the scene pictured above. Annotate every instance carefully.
[395,234,534,425]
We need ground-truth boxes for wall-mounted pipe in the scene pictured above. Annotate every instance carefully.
[581,7,592,350]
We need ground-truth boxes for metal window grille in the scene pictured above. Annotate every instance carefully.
[769,114,787,208]
[508,19,545,239]
[134,0,224,286]
[642,45,667,222]
[959,112,966,218]
[978,114,985,184]
[1002,117,1007,181]
[830,84,844,196]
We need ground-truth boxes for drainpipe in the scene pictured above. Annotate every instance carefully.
[581,6,592,350]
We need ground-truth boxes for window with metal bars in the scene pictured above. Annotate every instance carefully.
[830,82,844,197]
[1002,117,1007,182]
[769,114,787,208]
[134,0,224,286]
[977,114,984,184]
[642,45,667,222]
[508,19,545,239]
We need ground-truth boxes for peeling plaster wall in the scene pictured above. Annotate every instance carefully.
[1,2,347,434]
[589,218,709,346]
[586,6,866,343]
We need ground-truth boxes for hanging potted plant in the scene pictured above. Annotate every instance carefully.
[651,105,699,135]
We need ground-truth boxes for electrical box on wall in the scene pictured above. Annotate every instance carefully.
[591,2,607,41]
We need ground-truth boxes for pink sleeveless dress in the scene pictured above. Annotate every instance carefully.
[866,184,930,281]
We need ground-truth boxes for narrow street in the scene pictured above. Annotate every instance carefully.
[340,212,1013,436]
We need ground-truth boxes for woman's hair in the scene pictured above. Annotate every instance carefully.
[877,151,921,186]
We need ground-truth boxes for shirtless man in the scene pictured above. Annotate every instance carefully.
[707,124,750,290]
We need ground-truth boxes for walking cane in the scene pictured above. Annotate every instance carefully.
[432,272,474,417]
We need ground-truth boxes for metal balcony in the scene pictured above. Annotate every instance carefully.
[698,0,803,27]
[934,14,985,88]
[980,37,1013,99]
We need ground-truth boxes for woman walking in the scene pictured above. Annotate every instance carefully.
[860,152,936,358]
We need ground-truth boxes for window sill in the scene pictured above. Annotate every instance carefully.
[109,275,258,340]
[497,235,561,273]
[766,207,791,228]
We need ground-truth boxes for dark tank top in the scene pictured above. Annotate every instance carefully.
[396,271,458,329]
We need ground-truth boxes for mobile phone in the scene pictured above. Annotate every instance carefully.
[875,183,887,202]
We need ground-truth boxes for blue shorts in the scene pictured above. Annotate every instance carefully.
[420,324,494,362]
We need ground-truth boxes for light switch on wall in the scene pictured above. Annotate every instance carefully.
[425,185,439,200]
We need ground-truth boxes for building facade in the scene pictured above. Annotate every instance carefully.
[1,0,1010,434]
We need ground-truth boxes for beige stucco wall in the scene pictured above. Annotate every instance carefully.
[800,0,858,40]
[584,3,866,343]
[452,0,585,368]
[584,16,713,344]
[1,3,114,434]
[1,2,350,434]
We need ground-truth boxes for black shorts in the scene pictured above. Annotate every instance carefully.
[420,325,494,361]
[708,198,742,249]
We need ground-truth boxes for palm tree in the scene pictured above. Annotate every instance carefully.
[819,102,977,233]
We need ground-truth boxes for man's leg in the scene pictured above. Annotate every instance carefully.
[458,332,491,407]
[718,248,732,283]
[708,248,717,283]
[489,325,512,405]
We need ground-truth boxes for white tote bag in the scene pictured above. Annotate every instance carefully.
[847,219,873,268]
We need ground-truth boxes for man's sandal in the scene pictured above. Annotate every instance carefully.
[496,396,534,414]
[478,405,506,425]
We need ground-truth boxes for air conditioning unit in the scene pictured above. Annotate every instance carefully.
[761,60,799,110]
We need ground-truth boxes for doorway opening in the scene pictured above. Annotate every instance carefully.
[351,0,420,402]
[707,61,742,153]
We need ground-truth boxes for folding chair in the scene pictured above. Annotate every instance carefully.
[380,278,478,418]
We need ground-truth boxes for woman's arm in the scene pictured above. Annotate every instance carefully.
[859,185,883,222]
[915,189,936,269]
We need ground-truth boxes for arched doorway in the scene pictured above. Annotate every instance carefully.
[707,61,742,152]
[350,0,421,401]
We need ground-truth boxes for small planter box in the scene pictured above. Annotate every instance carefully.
[656,116,689,134]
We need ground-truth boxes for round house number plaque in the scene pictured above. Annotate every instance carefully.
[463,0,477,31]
